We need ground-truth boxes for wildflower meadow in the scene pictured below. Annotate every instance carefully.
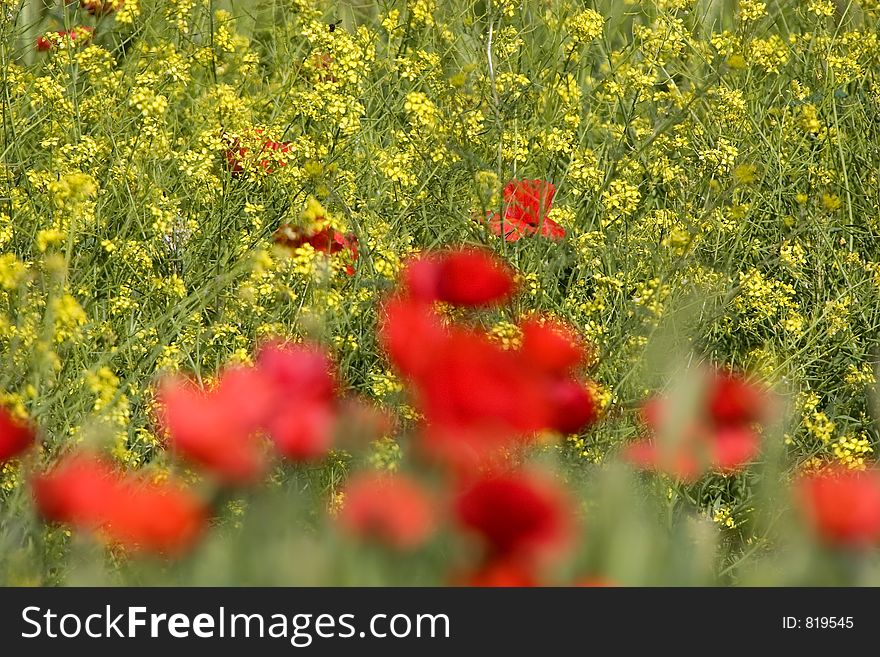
[2,0,880,588]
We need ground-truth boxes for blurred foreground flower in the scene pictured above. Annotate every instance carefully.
[158,341,341,483]
[625,369,769,481]
[337,472,435,551]
[380,249,598,471]
[32,454,206,555]
[0,406,35,464]
[403,248,515,306]
[798,467,880,548]
[485,180,565,242]
[256,341,339,461]
[455,470,573,572]
[157,367,276,485]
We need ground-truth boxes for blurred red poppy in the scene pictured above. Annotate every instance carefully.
[625,425,759,482]
[256,341,339,461]
[32,453,206,555]
[403,248,516,307]
[485,179,565,242]
[414,328,554,435]
[707,370,769,426]
[338,472,435,550]
[546,378,598,435]
[519,318,588,374]
[455,470,573,564]
[379,258,599,471]
[0,407,35,464]
[378,294,449,379]
[157,367,276,485]
[798,467,880,548]
[625,369,767,481]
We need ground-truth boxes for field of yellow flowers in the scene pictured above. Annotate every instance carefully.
[2,0,880,586]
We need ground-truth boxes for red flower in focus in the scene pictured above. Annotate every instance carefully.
[455,470,573,564]
[797,467,880,548]
[255,341,339,461]
[0,407,35,464]
[624,369,767,481]
[485,180,565,242]
[80,0,124,16]
[32,454,206,555]
[337,472,435,550]
[274,224,358,276]
[224,130,292,175]
[157,367,276,485]
[403,248,516,307]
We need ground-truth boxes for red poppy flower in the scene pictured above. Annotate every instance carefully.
[797,467,880,548]
[455,470,573,564]
[625,425,759,482]
[224,130,293,175]
[380,250,599,472]
[36,27,93,52]
[156,367,276,485]
[403,248,516,307]
[380,287,598,471]
[32,454,206,555]
[419,425,530,475]
[337,472,435,550]
[485,179,565,242]
[274,224,358,275]
[625,368,767,481]
[378,295,449,379]
[546,378,599,435]
[257,340,336,401]
[80,0,124,15]
[707,370,769,426]
[454,558,538,587]
[255,341,339,461]
[0,407,35,464]
[413,328,554,435]
[519,318,588,374]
